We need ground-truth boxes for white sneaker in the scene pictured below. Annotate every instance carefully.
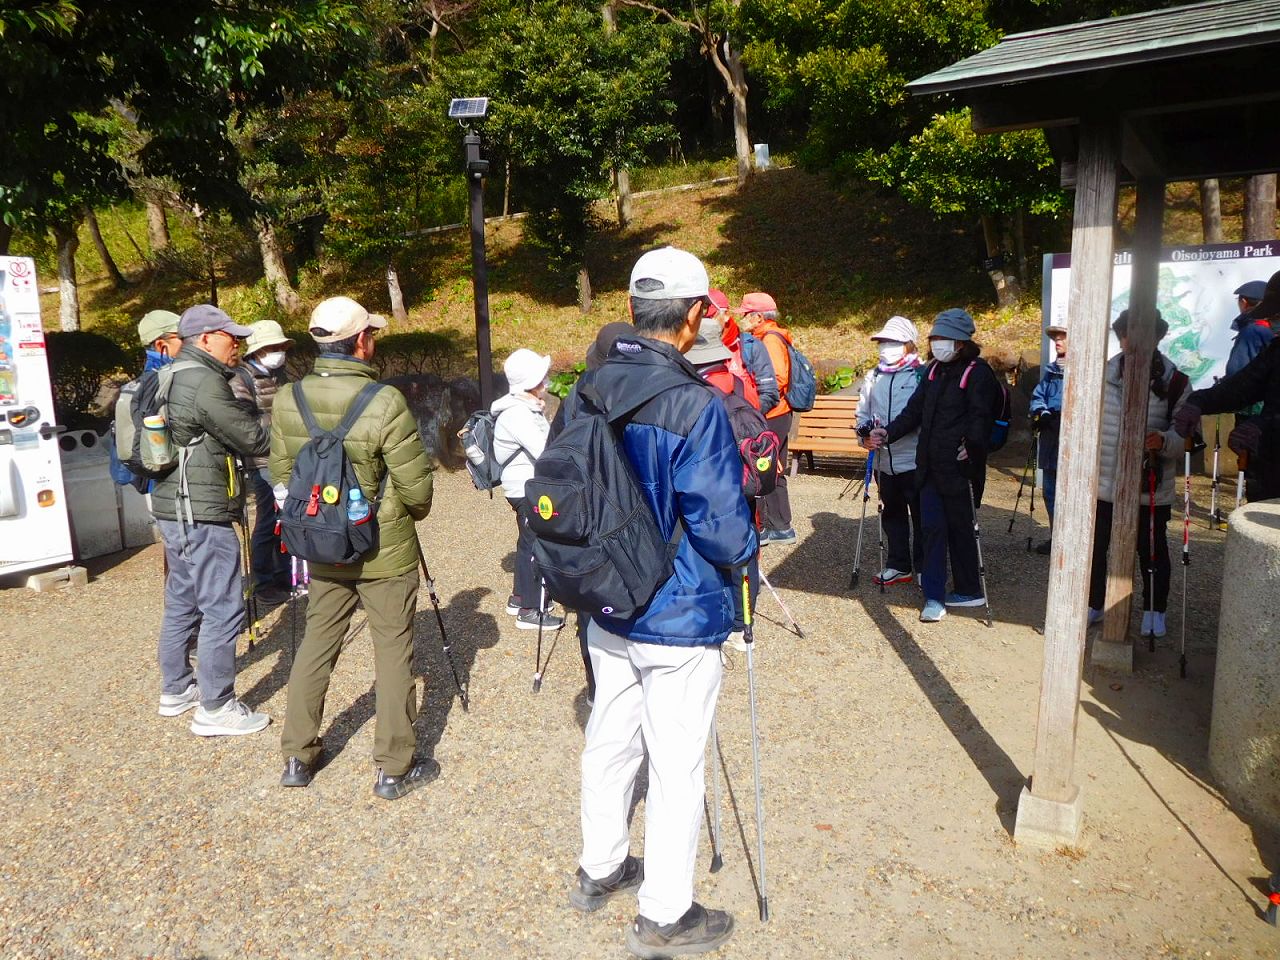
[158,682,199,717]
[1151,611,1167,638]
[873,568,913,586]
[725,631,747,652]
[1087,607,1103,625]
[190,698,270,737]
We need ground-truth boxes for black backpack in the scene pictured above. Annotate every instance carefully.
[524,372,690,621]
[937,359,1013,452]
[458,408,527,495]
[279,381,387,565]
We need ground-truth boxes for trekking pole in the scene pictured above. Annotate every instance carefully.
[414,537,469,710]
[758,568,804,638]
[848,450,876,588]
[1008,431,1036,535]
[1145,457,1158,653]
[1209,402,1222,528]
[288,553,298,661]
[740,570,769,923]
[1180,438,1193,679]
[238,505,258,651]
[1026,441,1038,553]
[968,480,993,628]
[708,712,724,873]
[874,442,886,595]
[533,580,546,693]
[1236,449,1249,509]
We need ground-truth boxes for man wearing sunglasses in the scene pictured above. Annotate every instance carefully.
[150,304,271,737]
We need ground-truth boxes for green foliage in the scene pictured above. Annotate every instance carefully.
[547,362,587,399]
[860,109,1067,220]
[819,365,855,394]
[45,330,131,424]
[453,1,679,277]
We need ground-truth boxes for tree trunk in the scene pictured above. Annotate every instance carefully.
[84,207,127,290]
[1014,208,1028,287]
[387,260,408,323]
[1243,174,1277,241]
[254,214,305,316]
[52,221,81,331]
[1200,179,1223,243]
[578,265,592,314]
[614,167,633,228]
[724,38,752,186]
[0,222,12,256]
[146,199,171,253]
[980,213,1020,307]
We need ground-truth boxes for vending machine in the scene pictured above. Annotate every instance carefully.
[0,257,74,576]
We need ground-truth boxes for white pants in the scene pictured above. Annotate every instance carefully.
[579,619,723,924]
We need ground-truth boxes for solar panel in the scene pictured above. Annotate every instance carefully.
[448,98,490,120]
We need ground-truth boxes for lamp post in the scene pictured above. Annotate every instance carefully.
[451,98,494,407]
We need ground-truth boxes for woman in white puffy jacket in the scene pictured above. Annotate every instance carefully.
[1087,309,1191,640]
[491,348,562,630]
[856,315,926,586]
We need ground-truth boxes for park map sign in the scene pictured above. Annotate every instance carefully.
[1043,242,1280,388]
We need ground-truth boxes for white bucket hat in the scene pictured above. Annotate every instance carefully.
[505,348,552,393]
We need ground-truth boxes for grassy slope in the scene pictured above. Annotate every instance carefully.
[34,168,1241,379]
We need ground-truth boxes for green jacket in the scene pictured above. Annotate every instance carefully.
[150,345,269,524]
[269,356,433,580]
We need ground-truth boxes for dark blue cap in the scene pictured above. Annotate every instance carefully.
[929,308,975,341]
[1234,280,1267,302]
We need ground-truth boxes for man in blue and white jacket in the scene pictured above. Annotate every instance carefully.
[856,315,924,585]
[562,247,756,959]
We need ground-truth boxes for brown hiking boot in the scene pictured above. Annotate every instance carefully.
[625,902,734,958]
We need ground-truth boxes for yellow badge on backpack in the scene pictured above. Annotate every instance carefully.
[322,485,340,504]
[537,494,554,520]
[756,455,773,472]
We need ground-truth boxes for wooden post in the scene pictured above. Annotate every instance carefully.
[1014,121,1119,846]
[1096,177,1165,668]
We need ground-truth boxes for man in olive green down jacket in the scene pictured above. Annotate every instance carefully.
[152,304,272,737]
[271,296,437,800]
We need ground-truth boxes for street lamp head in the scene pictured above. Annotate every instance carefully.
[448,97,490,125]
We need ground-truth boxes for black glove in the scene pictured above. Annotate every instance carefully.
[1172,401,1202,439]
[1032,409,1059,430]
[855,421,873,439]
[1228,418,1262,457]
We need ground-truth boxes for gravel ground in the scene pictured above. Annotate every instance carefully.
[1,458,1276,959]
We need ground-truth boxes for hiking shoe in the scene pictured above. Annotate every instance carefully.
[516,608,565,631]
[569,855,643,912]
[945,592,986,608]
[920,600,946,622]
[189,698,270,737]
[1088,607,1104,625]
[280,757,313,788]
[1034,539,1052,556]
[158,682,200,717]
[724,630,747,652]
[373,758,441,800]
[506,594,522,615]
[873,567,913,586]
[626,903,734,959]
[254,585,291,607]
[759,527,797,546]
[1151,611,1167,638]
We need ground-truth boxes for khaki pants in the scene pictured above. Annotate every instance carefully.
[281,570,419,775]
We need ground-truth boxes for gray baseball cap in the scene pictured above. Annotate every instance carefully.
[177,304,254,339]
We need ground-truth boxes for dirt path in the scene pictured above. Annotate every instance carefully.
[0,460,1274,959]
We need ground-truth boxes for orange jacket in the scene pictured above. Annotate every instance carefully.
[752,318,792,418]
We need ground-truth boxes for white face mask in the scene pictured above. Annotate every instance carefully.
[878,343,906,365]
[931,339,958,363]
[258,351,288,370]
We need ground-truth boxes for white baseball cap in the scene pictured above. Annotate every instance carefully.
[310,296,388,344]
[870,315,919,344]
[629,247,710,301]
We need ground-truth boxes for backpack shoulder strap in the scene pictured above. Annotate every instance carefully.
[335,382,386,439]
[958,360,978,389]
[291,381,324,440]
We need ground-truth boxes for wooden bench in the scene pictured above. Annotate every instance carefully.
[787,394,865,475]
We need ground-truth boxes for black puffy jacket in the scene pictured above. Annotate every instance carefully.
[1187,337,1280,500]
[884,346,1000,502]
